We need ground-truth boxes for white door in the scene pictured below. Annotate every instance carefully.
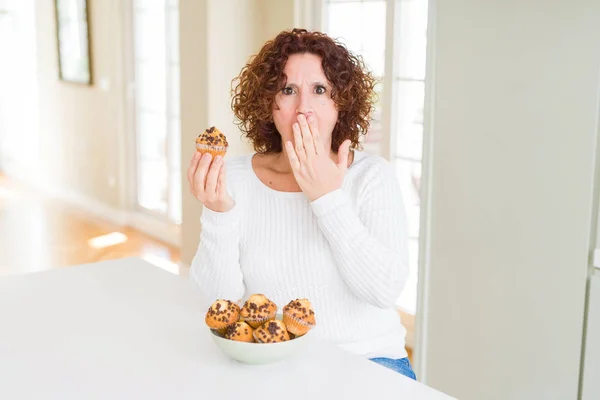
[420,0,600,398]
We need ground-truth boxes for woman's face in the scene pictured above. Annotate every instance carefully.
[272,53,339,152]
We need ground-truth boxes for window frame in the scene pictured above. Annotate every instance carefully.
[319,0,429,316]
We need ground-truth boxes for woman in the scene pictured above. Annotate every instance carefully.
[187,28,414,380]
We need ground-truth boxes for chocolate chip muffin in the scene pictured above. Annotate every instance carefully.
[240,294,277,328]
[196,126,228,158]
[253,320,290,343]
[224,321,255,343]
[282,298,316,337]
[205,299,240,335]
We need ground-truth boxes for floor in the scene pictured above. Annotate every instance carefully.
[0,174,180,276]
[0,173,413,362]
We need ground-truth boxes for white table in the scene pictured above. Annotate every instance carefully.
[0,258,453,399]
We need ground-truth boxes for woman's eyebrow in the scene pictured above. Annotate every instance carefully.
[283,81,329,87]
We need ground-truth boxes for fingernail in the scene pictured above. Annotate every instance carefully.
[215,156,222,163]
[308,115,314,123]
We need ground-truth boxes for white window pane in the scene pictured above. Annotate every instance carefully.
[138,159,168,213]
[395,158,421,239]
[327,3,363,52]
[409,203,420,239]
[167,7,179,64]
[168,168,182,224]
[326,0,383,3]
[397,0,429,80]
[167,116,182,223]
[326,1,386,76]
[134,0,161,10]
[167,121,181,224]
[358,1,386,76]
[168,64,180,117]
[167,117,181,169]
[395,80,424,158]
[396,122,423,161]
[135,61,166,113]
[397,238,419,314]
[137,110,166,159]
[134,5,166,61]
[395,158,421,236]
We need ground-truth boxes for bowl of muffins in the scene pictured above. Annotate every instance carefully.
[205,294,316,365]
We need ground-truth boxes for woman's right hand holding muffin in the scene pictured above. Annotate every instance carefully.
[187,152,235,212]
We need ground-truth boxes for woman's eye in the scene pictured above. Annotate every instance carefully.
[315,85,327,95]
[282,87,295,95]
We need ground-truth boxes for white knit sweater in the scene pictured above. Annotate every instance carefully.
[190,151,410,359]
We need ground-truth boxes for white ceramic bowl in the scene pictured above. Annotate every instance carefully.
[209,318,311,365]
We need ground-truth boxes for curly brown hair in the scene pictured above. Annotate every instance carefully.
[231,28,378,154]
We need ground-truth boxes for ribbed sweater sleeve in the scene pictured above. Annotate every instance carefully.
[309,162,410,308]
[189,206,245,303]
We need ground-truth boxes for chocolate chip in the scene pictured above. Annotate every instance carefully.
[267,322,279,335]
[225,325,236,337]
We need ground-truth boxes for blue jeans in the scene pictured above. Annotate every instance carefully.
[370,357,417,380]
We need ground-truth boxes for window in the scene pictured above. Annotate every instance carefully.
[322,0,429,315]
[0,0,39,179]
[132,0,181,225]
[322,0,387,156]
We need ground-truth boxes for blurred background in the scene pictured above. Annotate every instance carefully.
[0,1,599,399]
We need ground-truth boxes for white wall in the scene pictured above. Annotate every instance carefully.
[419,1,600,399]
[259,0,296,38]
[33,0,126,209]
[206,0,259,157]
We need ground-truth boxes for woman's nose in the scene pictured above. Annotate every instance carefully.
[295,92,313,117]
